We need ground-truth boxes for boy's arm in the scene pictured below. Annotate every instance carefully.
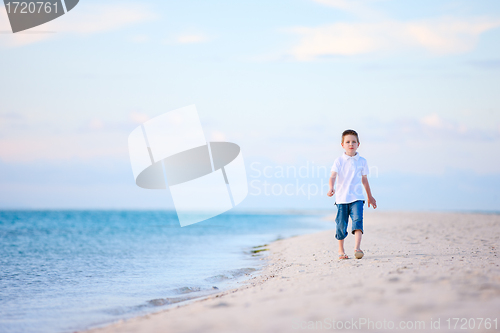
[362,175,377,209]
[327,171,337,197]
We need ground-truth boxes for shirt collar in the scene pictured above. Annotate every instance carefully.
[342,152,360,160]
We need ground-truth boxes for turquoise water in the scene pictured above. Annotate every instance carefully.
[0,211,332,333]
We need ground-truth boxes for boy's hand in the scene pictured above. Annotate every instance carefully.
[327,189,335,197]
[368,196,377,209]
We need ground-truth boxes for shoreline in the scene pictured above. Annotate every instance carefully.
[80,244,269,333]
[83,211,500,333]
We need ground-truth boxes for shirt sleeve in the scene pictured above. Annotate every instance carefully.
[331,158,340,173]
[361,159,369,176]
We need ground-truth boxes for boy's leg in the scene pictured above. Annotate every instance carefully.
[350,200,364,250]
[335,204,349,256]
[354,230,362,251]
[338,238,345,257]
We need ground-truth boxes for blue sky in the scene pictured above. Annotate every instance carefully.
[0,0,499,211]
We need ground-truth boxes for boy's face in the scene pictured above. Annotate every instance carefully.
[341,134,359,156]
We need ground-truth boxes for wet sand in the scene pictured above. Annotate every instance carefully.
[83,212,500,333]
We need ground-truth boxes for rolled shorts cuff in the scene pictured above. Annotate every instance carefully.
[351,221,364,234]
[335,231,348,240]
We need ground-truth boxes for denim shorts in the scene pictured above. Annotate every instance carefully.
[334,200,364,240]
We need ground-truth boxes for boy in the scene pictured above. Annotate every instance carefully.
[327,129,376,260]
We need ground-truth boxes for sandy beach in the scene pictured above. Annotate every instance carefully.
[84,212,500,333]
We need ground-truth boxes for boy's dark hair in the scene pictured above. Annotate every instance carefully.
[341,129,359,143]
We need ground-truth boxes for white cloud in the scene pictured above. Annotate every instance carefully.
[407,18,500,54]
[419,114,472,136]
[64,4,156,34]
[0,3,157,47]
[0,133,128,162]
[0,111,153,162]
[288,16,500,60]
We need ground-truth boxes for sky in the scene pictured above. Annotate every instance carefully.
[0,0,499,212]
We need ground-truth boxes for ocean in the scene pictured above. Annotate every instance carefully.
[0,210,332,333]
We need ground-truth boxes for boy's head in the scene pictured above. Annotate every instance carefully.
[341,129,359,144]
[341,129,359,156]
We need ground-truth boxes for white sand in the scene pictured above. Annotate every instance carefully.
[84,212,500,333]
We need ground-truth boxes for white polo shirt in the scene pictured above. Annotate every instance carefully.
[331,152,369,204]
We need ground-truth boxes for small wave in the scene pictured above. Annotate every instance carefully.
[102,295,197,316]
[103,287,216,316]
[147,295,196,307]
[204,267,257,283]
[171,286,201,294]
[103,304,149,316]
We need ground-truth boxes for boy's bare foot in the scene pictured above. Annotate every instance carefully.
[354,249,364,259]
[338,254,348,260]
